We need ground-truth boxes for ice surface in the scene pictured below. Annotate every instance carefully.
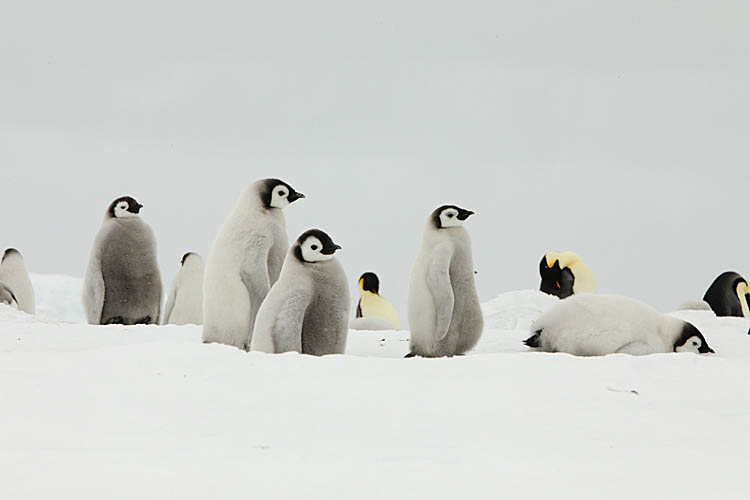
[2,277,749,499]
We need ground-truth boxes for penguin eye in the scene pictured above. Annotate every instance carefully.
[278,190,286,197]
[311,245,318,251]
[447,213,455,218]
[693,341,698,346]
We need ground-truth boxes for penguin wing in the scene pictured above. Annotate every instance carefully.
[615,341,654,355]
[253,286,312,353]
[426,243,455,341]
[162,283,178,325]
[83,242,105,325]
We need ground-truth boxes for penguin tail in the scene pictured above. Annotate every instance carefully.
[524,330,543,348]
[404,352,418,358]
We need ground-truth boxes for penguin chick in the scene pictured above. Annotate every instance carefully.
[203,178,305,349]
[163,252,205,325]
[250,229,349,356]
[407,205,484,357]
[525,294,714,356]
[539,251,596,299]
[353,272,402,330]
[83,196,162,325]
[0,281,19,309]
[0,248,35,314]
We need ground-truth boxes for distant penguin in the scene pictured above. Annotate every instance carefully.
[525,294,714,356]
[351,272,402,330]
[83,196,162,325]
[0,282,19,309]
[702,271,750,318]
[250,229,349,356]
[0,248,35,314]
[539,251,596,299]
[407,205,484,358]
[203,178,305,349]
[163,252,205,325]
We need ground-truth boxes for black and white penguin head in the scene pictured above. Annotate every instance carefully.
[2,248,21,263]
[108,196,143,219]
[432,205,475,229]
[540,253,575,299]
[359,272,380,294]
[673,322,714,354]
[260,179,305,210]
[294,229,342,263]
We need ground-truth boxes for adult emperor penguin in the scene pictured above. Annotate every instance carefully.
[0,282,19,309]
[203,178,305,349]
[0,248,35,314]
[351,272,402,330]
[163,252,205,325]
[406,205,484,358]
[702,271,750,318]
[83,196,162,325]
[250,229,349,355]
[539,251,596,299]
[525,294,714,356]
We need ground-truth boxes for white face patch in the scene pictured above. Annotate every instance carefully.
[439,208,463,228]
[270,185,290,209]
[675,335,705,354]
[300,236,334,263]
[114,201,137,218]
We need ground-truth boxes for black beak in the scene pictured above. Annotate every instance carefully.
[288,192,305,203]
[699,345,715,354]
[322,243,342,255]
[457,208,475,221]
[133,204,143,214]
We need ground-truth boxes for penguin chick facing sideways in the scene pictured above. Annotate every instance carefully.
[163,252,205,325]
[351,272,402,330]
[83,197,163,325]
[250,229,349,356]
[407,205,484,358]
[525,294,714,356]
[203,178,305,350]
[539,251,596,299]
[0,248,35,314]
[702,271,750,318]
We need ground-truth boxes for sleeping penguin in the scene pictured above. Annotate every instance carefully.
[539,251,596,299]
[351,272,402,330]
[703,271,750,318]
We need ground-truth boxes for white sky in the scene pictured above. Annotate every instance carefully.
[1,1,749,318]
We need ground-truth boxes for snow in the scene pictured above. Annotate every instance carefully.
[2,277,750,499]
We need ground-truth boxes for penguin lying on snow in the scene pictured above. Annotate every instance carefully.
[203,178,304,350]
[703,271,750,318]
[83,196,162,325]
[539,251,595,299]
[250,229,349,356]
[407,205,483,357]
[0,248,35,314]
[163,252,205,325]
[525,294,714,356]
[350,272,402,330]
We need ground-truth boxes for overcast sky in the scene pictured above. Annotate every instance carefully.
[1,1,748,319]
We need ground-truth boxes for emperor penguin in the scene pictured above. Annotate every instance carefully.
[0,248,35,314]
[539,251,596,299]
[163,252,205,325]
[203,178,305,349]
[702,271,750,318]
[406,205,484,358]
[250,229,349,356]
[525,294,714,356]
[0,282,19,309]
[83,196,163,325]
[351,272,402,330]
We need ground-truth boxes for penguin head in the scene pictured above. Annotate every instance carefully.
[674,322,714,354]
[261,179,305,209]
[294,229,341,263]
[539,253,576,299]
[108,196,143,219]
[1,248,21,263]
[432,205,475,229]
[359,272,380,294]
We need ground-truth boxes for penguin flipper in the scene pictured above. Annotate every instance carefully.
[162,283,177,325]
[253,287,311,353]
[615,341,652,355]
[83,245,105,325]
[426,244,455,341]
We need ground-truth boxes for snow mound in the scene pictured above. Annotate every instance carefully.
[481,289,558,331]
[30,273,85,323]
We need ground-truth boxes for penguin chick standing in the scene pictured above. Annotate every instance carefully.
[407,205,484,357]
[525,294,714,356]
[352,272,402,330]
[163,252,205,325]
[702,271,750,318]
[250,229,349,356]
[539,251,596,299]
[0,249,35,314]
[83,197,162,325]
[203,178,304,349]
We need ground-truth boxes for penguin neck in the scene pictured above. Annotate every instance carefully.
[360,289,378,300]
[658,316,685,351]
[735,283,750,318]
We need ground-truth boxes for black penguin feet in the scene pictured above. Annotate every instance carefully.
[104,316,124,325]
[135,316,152,325]
[404,352,417,358]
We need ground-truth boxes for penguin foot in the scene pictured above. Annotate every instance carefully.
[404,352,417,358]
[135,316,152,325]
[105,316,124,325]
